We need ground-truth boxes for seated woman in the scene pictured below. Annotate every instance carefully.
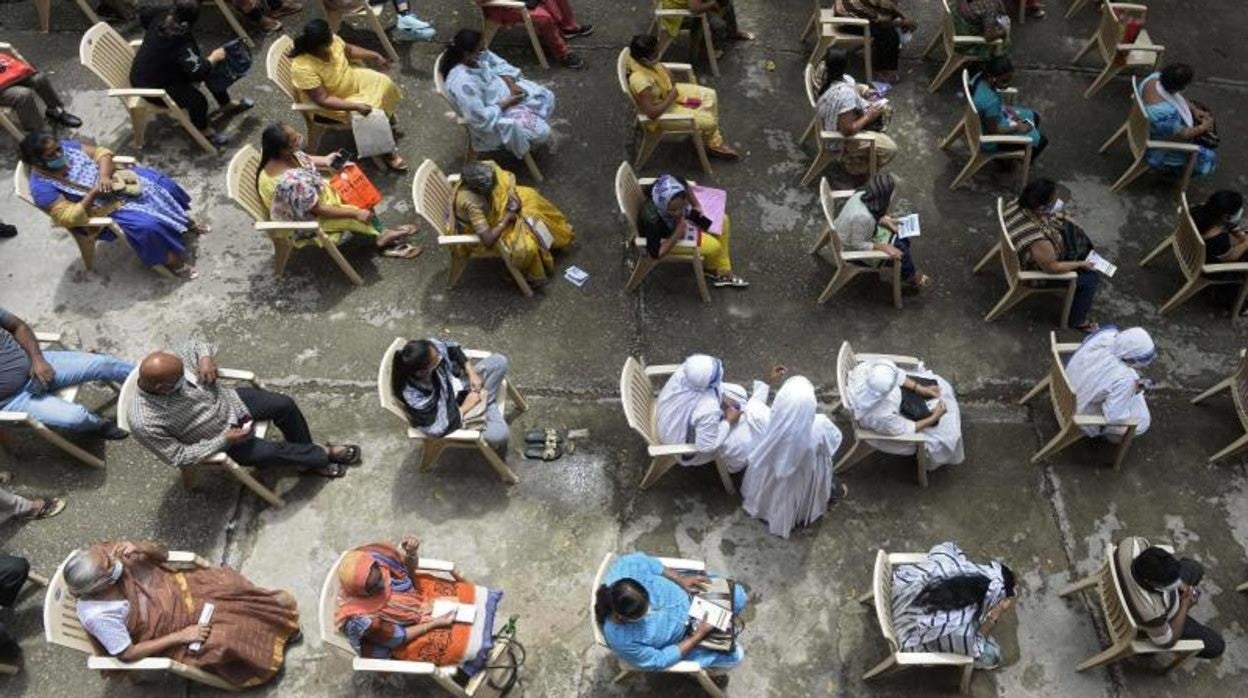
[473,0,589,70]
[627,34,739,160]
[834,0,917,83]
[845,357,965,469]
[288,19,407,172]
[441,30,556,162]
[815,48,897,178]
[656,354,732,467]
[64,540,299,687]
[452,160,574,286]
[892,541,1016,668]
[1139,63,1218,180]
[640,174,746,288]
[131,0,254,148]
[715,364,787,474]
[1065,326,1155,442]
[257,123,418,258]
[741,376,843,539]
[833,173,928,288]
[971,56,1047,160]
[952,0,1010,60]
[335,537,502,672]
[1192,192,1248,303]
[657,0,755,45]
[595,551,748,672]
[1003,178,1099,332]
[19,132,199,279]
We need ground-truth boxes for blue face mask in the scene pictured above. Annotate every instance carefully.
[44,156,66,170]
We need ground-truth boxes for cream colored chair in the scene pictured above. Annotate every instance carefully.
[0,43,31,140]
[1099,76,1199,193]
[79,22,216,154]
[619,356,734,494]
[802,6,871,78]
[0,331,118,469]
[378,337,527,484]
[921,0,1004,93]
[800,64,881,185]
[1018,332,1138,469]
[616,161,711,303]
[591,552,727,698]
[479,0,549,69]
[1065,0,1094,19]
[225,145,364,285]
[1191,349,1248,463]
[809,178,900,307]
[266,35,354,154]
[322,0,398,62]
[117,366,285,508]
[831,342,932,486]
[33,0,99,33]
[433,52,543,182]
[616,48,711,176]
[859,550,975,693]
[412,158,534,297]
[1141,193,1248,318]
[974,198,1077,327]
[940,70,1033,191]
[1073,3,1163,98]
[43,549,240,690]
[1059,543,1204,672]
[650,0,718,77]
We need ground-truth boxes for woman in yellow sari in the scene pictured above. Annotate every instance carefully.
[453,161,575,286]
[626,34,738,160]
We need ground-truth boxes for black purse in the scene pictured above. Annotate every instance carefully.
[205,39,252,94]
[1059,220,1095,263]
[899,376,937,421]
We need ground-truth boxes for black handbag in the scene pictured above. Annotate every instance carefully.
[899,376,937,421]
[205,39,252,94]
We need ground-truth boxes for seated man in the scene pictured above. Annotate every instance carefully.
[594,551,747,677]
[0,307,131,440]
[474,0,591,70]
[0,45,83,132]
[128,338,359,478]
[390,339,511,454]
[1114,537,1224,660]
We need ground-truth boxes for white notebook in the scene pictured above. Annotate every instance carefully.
[431,598,476,624]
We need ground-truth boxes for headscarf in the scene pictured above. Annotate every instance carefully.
[334,544,424,627]
[656,354,724,446]
[748,376,818,479]
[1065,325,1155,418]
[862,173,896,219]
[846,359,905,421]
[650,174,688,226]
[1110,327,1156,366]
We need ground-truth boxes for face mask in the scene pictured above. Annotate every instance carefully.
[44,156,66,170]
[109,559,124,583]
[1230,208,1243,226]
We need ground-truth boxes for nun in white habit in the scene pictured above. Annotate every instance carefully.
[845,359,966,468]
[741,376,843,539]
[716,380,772,474]
[655,354,730,466]
[1064,326,1155,441]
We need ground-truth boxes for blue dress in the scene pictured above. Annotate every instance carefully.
[30,140,190,267]
[970,74,1042,154]
[1138,73,1217,178]
[444,50,555,158]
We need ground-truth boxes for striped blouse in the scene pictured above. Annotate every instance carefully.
[1002,202,1064,270]
[891,542,1007,658]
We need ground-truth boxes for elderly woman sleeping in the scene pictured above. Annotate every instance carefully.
[1064,326,1155,442]
[845,357,965,469]
[64,540,299,687]
[335,537,502,673]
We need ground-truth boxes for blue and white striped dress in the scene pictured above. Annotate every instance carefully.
[890,542,1006,658]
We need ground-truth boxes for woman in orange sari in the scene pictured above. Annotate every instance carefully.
[335,538,503,674]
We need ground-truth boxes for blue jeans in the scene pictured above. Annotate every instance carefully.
[895,237,917,281]
[0,351,133,431]
[1071,269,1099,327]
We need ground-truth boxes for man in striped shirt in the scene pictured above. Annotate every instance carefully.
[1114,537,1225,660]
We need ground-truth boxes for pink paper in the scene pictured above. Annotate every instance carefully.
[689,185,727,235]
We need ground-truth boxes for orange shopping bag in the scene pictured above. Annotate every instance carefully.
[329,163,382,210]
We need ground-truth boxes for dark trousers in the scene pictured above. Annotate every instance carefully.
[1182,617,1226,659]
[143,82,232,131]
[842,23,902,72]
[0,554,29,652]
[895,237,916,281]
[225,387,328,470]
[1069,269,1099,327]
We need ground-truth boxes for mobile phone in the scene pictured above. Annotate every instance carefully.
[329,148,353,170]
[683,97,702,109]
[686,210,713,231]
[189,603,214,654]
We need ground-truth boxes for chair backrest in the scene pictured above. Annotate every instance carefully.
[615,161,644,238]
[995,197,1025,289]
[1172,192,1206,281]
[615,48,632,100]
[819,177,849,267]
[225,145,267,223]
[939,0,958,49]
[959,70,984,151]
[377,337,410,423]
[318,550,355,655]
[1046,331,1080,428]
[870,550,901,652]
[44,552,95,654]
[1125,77,1152,157]
[433,51,448,97]
[1097,543,1141,649]
[13,161,33,206]
[79,22,134,90]
[266,35,298,101]
[835,340,857,413]
[115,367,140,431]
[412,158,455,237]
[589,552,615,647]
[1096,2,1127,55]
[804,62,819,109]
[619,357,661,445]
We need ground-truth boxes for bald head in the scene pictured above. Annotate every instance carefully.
[138,351,185,394]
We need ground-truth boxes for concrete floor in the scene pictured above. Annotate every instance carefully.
[1,0,1248,696]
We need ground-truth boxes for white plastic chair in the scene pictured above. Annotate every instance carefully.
[1072,3,1163,98]
[1099,76,1200,193]
[1191,349,1248,463]
[802,6,871,79]
[266,35,354,155]
[974,198,1077,327]
[322,0,398,62]
[809,178,901,307]
[940,70,1033,191]
[921,0,1005,93]
[616,48,711,176]
[650,0,718,77]
[1140,192,1248,319]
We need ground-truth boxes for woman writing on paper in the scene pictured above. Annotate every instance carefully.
[638,174,747,288]
[845,356,965,469]
[833,173,929,288]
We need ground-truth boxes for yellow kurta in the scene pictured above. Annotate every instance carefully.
[290,36,400,123]
[258,157,377,249]
[626,58,725,148]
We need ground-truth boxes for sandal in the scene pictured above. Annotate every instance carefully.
[708,273,749,288]
[171,264,199,280]
[310,463,348,479]
[381,243,424,259]
[905,273,932,289]
[188,222,212,235]
[524,430,564,461]
[1075,322,1100,334]
[21,498,66,520]
[216,98,255,117]
[524,428,565,445]
[327,443,363,465]
[384,155,409,173]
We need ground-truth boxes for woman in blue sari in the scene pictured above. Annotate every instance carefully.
[19,132,200,278]
[440,30,555,160]
[1139,63,1217,180]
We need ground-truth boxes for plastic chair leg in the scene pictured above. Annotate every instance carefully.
[31,421,104,468]
[639,455,677,489]
[973,242,1000,273]
[1139,234,1175,267]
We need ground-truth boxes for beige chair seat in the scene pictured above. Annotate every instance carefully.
[809,179,900,307]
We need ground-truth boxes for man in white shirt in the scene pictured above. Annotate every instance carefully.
[1114,537,1224,660]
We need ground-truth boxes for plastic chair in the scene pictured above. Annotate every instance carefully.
[433,52,543,182]
[650,0,718,77]
[940,70,1033,191]
[619,356,734,494]
[32,0,99,33]
[0,331,119,468]
[378,337,526,483]
[1191,349,1248,463]
[117,366,285,508]
[1073,3,1163,98]
[800,63,881,185]
[616,161,711,303]
[591,552,726,697]
[859,550,975,693]
[1018,332,1138,469]
[830,342,932,485]
[79,23,216,154]
[616,48,711,176]
[921,0,1004,93]
[266,35,355,155]
[974,198,1077,327]
[1141,192,1248,319]
[1099,76,1199,193]
[321,0,398,62]
[478,0,549,69]
[808,178,900,307]
[43,549,240,690]
[1059,543,1204,672]
[802,6,871,79]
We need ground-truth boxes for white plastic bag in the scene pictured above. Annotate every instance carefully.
[351,110,396,158]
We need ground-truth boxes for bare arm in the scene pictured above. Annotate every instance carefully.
[1030,240,1091,274]
[343,41,387,67]
[636,85,680,121]
[304,85,371,114]
[656,217,689,258]
[837,105,882,136]
[117,624,208,663]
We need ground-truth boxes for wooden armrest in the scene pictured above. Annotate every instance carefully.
[895,651,973,666]
[1018,270,1077,281]
[819,130,870,143]
[216,368,256,383]
[255,221,320,231]
[655,557,707,572]
[438,234,483,245]
[0,411,31,423]
[1205,262,1248,274]
[653,113,697,123]
[887,553,930,565]
[980,134,1035,146]
[1169,639,1206,651]
[1146,140,1199,153]
[34,331,63,343]
[952,36,988,45]
[127,39,143,48]
[0,43,12,51]
[856,353,922,367]
[86,217,116,227]
[842,250,892,261]
[857,429,927,443]
[88,656,173,671]
[648,443,699,457]
[353,657,438,674]
[644,364,682,377]
[107,88,167,98]
[416,558,455,573]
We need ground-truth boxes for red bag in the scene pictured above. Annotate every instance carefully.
[1115,10,1143,43]
[328,163,382,210]
[0,52,37,91]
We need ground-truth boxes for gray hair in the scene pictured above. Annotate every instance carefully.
[461,162,496,196]
[64,548,112,597]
